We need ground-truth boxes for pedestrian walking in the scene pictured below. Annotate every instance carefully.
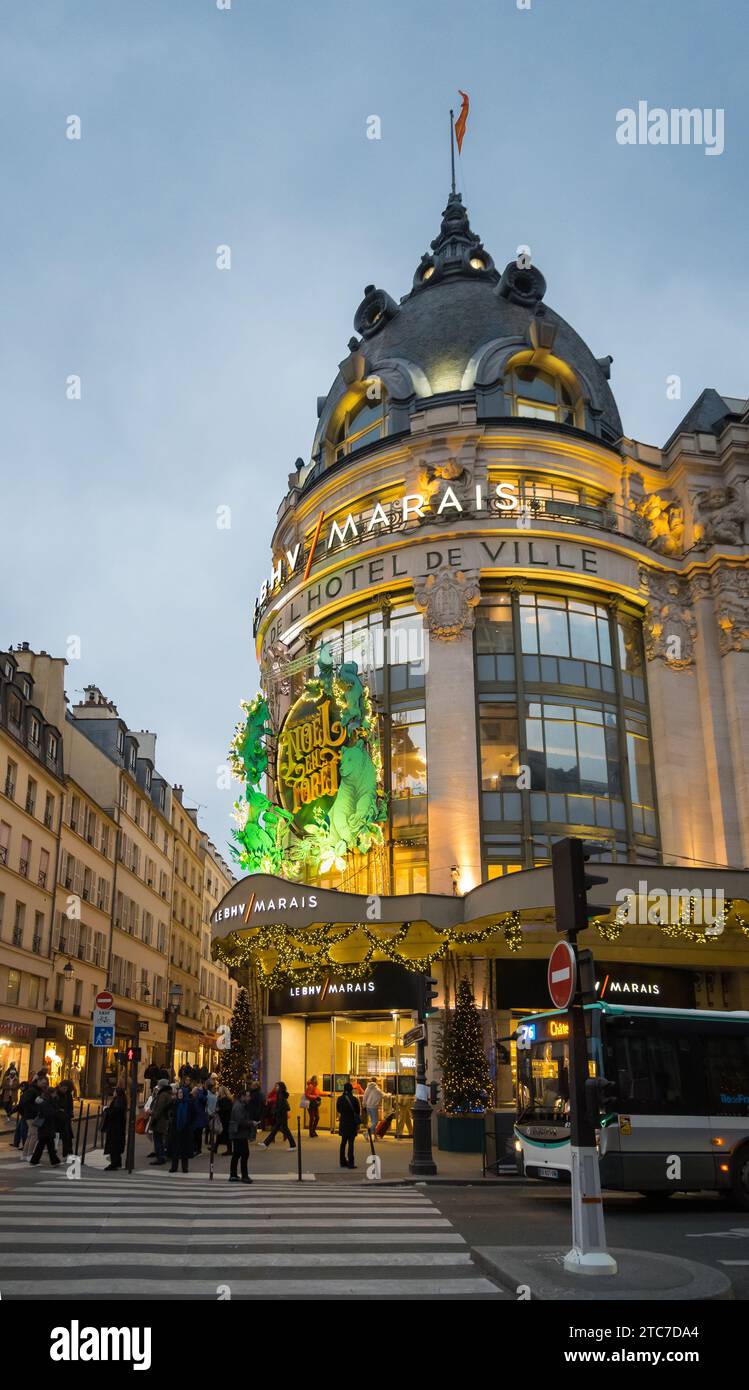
[143,1061,161,1092]
[21,1073,50,1160]
[228,1090,254,1184]
[29,1086,62,1167]
[55,1079,75,1158]
[263,1083,277,1132]
[70,1061,81,1098]
[363,1078,384,1138]
[148,1079,172,1165]
[191,1083,208,1155]
[305,1075,322,1137]
[101,1086,127,1170]
[11,1080,30,1148]
[167,1086,196,1174]
[216,1085,233,1154]
[246,1081,264,1142]
[261,1081,296,1149]
[337,1081,361,1169]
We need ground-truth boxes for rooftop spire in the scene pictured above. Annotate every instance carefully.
[411,192,498,293]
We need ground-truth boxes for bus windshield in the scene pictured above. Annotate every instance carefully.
[517,1037,571,1124]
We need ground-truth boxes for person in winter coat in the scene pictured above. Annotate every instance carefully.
[12,1080,30,1147]
[228,1090,254,1183]
[167,1086,196,1174]
[261,1081,296,1149]
[101,1086,127,1170]
[216,1085,233,1155]
[363,1079,385,1137]
[20,1073,50,1159]
[1,1062,20,1116]
[191,1084,208,1155]
[336,1081,361,1169]
[305,1076,322,1138]
[143,1062,161,1092]
[246,1081,264,1141]
[29,1085,63,1166]
[148,1079,172,1165]
[55,1079,75,1158]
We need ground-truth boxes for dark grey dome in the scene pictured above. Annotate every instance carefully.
[309,194,622,469]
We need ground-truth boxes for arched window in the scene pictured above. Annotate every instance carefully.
[333,384,388,461]
[507,365,576,424]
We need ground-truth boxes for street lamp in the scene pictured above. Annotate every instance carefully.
[166,983,183,1078]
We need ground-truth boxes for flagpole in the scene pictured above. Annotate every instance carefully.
[450,108,456,194]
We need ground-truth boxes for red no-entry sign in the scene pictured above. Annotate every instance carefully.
[547,941,577,1010]
[95,991,114,1010]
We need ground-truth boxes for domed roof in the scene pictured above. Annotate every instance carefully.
[309,194,622,468]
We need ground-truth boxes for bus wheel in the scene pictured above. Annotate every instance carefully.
[730,1148,749,1211]
[639,1191,675,1205]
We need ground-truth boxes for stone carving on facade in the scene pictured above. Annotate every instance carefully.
[630,489,685,556]
[711,567,749,654]
[413,569,481,640]
[694,486,746,547]
[639,567,697,669]
[416,454,474,517]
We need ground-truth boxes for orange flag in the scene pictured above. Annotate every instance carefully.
[455,91,470,154]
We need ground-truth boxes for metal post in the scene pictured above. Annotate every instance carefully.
[74,1099,83,1155]
[408,1036,437,1177]
[296,1116,302,1182]
[80,1107,91,1166]
[552,838,616,1276]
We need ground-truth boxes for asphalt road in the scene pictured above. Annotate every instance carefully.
[429,1181,749,1299]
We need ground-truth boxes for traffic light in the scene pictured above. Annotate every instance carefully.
[126,1046,142,1064]
[116,1051,128,1065]
[416,973,439,1021]
[584,1074,619,1128]
[552,837,609,937]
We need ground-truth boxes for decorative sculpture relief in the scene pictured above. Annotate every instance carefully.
[694,486,746,547]
[413,569,481,640]
[639,568,697,669]
[631,490,685,556]
[712,568,749,654]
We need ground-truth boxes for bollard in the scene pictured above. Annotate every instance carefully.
[297,1116,303,1182]
[80,1107,91,1167]
[74,1099,84,1155]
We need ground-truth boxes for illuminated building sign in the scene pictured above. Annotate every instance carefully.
[255,480,526,613]
[276,693,347,829]
[268,963,423,1016]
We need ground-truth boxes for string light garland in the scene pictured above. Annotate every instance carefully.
[213,912,524,988]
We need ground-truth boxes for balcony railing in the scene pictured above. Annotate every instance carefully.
[12,926,24,947]
[0,845,7,865]
[32,935,42,953]
[19,858,29,877]
[38,871,47,888]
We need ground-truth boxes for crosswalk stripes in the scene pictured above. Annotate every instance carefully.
[0,1175,504,1299]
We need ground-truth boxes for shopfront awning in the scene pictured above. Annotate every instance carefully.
[210,867,749,985]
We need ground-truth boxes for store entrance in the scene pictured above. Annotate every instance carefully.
[305,1013,416,1136]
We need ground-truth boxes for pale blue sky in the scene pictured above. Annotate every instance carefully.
[1,0,747,859]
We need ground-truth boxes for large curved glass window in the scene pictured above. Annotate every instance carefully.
[475,591,659,871]
[507,366,576,425]
[333,388,388,461]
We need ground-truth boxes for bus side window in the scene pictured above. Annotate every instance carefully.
[704,1035,749,1115]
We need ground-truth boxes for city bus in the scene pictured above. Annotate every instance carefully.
[514,1001,749,1207]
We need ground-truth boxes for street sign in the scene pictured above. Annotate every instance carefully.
[93,1008,115,1030]
[137,1020,149,1032]
[403,1023,426,1047]
[547,940,577,1010]
[95,991,114,1010]
[92,1025,114,1047]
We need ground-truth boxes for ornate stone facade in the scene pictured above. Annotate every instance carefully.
[413,569,480,640]
[640,568,697,669]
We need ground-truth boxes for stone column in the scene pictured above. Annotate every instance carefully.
[691,578,743,866]
[415,570,483,895]
[713,567,749,865]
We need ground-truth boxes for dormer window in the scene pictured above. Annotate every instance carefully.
[117,729,124,755]
[506,364,578,427]
[333,386,388,461]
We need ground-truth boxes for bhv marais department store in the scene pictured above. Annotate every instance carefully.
[211,191,749,1124]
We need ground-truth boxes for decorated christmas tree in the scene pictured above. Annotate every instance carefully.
[440,977,492,1114]
[219,987,259,1096]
